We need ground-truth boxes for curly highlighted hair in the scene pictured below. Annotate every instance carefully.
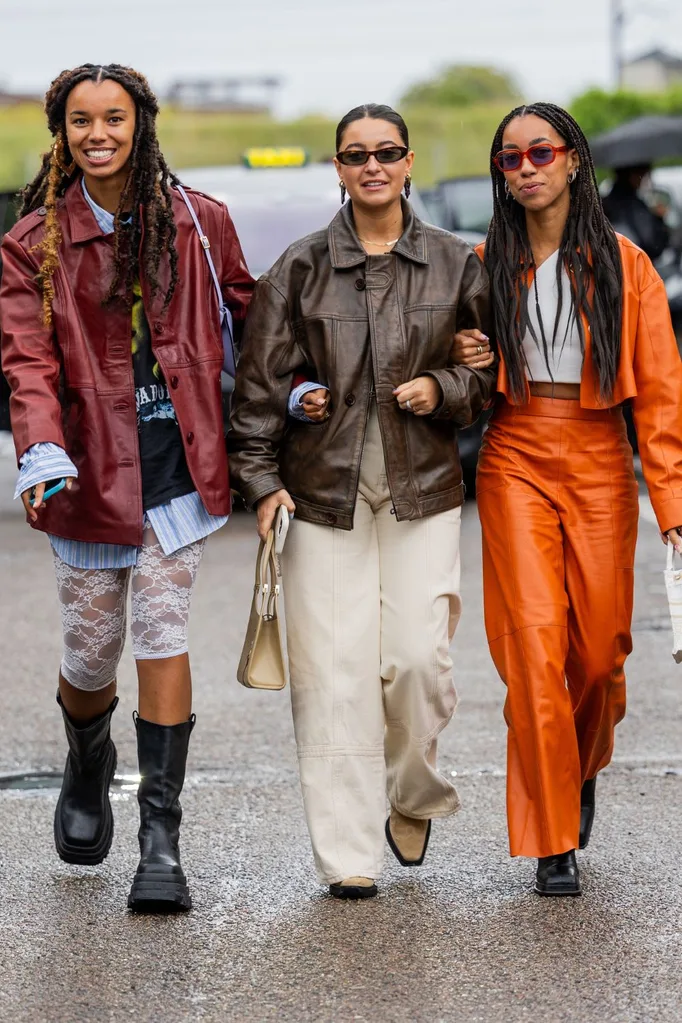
[20,63,180,324]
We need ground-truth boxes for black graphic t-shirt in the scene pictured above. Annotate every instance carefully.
[132,281,194,510]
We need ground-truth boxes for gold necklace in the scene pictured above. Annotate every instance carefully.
[358,236,400,247]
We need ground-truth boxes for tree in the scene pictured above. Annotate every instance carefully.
[400,65,520,109]
[571,87,682,140]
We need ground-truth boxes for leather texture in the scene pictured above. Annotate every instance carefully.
[535,850,581,896]
[0,178,255,546]
[229,199,496,530]
[127,714,195,913]
[54,693,118,865]
[477,396,639,858]
[237,507,288,690]
[579,777,597,850]
[475,235,682,533]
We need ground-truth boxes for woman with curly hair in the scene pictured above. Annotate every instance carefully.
[452,103,682,896]
[0,64,254,912]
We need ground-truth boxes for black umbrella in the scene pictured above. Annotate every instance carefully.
[590,115,682,168]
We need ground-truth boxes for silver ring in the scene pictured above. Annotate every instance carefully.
[477,345,483,355]
[405,399,413,411]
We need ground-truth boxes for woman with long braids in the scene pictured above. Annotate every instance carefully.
[0,64,253,911]
[229,104,495,899]
[452,102,682,895]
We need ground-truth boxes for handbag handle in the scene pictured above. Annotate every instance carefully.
[667,542,681,571]
[175,183,237,378]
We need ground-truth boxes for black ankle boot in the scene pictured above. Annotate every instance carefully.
[535,850,581,896]
[127,713,195,913]
[579,777,597,849]
[54,693,118,865]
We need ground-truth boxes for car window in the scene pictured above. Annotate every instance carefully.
[439,178,493,234]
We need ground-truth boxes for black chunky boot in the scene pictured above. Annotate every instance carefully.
[534,850,581,896]
[127,713,195,914]
[54,692,118,865]
[579,777,597,849]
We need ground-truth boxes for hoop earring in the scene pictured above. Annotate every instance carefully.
[339,180,347,205]
[404,173,412,199]
[568,169,578,184]
[504,180,514,200]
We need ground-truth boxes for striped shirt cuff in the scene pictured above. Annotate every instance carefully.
[288,381,327,421]
[14,443,78,500]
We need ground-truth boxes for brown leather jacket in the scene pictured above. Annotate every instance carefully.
[229,200,495,529]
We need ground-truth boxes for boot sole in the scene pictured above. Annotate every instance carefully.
[534,883,582,897]
[128,876,191,913]
[54,746,117,866]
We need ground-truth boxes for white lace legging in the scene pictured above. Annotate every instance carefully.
[53,526,206,691]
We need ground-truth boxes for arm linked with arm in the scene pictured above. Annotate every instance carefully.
[0,232,65,462]
[424,252,497,426]
[227,278,303,507]
[631,260,682,533]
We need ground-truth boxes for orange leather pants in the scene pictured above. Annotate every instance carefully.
[476,396,639,858]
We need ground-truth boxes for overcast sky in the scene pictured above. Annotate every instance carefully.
[1,0,682,117]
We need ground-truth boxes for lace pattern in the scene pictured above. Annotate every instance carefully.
[53,526,205,690]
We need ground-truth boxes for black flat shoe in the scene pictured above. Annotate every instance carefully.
[579,777,597,850]
[329,879,378,900]
[385,816,432,867]
[535,850,581,896]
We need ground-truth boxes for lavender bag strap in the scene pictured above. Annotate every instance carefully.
[176,183,237,379]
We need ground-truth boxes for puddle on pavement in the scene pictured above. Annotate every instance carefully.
[0,772,140,792]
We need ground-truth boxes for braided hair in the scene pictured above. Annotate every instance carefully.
[485,102,623,402]
[20,63,180,324]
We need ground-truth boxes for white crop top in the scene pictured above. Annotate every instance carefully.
[522,251,583,384]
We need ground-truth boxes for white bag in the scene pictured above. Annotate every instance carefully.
[664,544,682,664]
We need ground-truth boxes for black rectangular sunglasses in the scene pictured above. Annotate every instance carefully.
[336,146,409,167]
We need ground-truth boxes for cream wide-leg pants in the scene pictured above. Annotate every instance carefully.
[281,407,462,885]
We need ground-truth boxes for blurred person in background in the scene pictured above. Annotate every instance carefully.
[452,103,682,896]
[228,104,496,900]
[0,63,253,913]
[602,164,670,262]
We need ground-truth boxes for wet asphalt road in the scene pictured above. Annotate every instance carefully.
[0,437,680,1023]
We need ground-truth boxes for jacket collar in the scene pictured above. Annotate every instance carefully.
[65,176,112,244]
[328,196,429,269]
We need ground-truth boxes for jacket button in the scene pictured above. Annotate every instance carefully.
[153,321,165,335]
[345,393,356,407]
[170,375,179,389]
[37,206,47,216]
[325,513,337,524]
[186,431,195,445]
[354,278,366,291]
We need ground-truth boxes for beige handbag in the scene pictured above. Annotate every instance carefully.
[237,506,289,690]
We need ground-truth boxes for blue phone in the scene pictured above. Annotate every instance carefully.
[29,478,67,507]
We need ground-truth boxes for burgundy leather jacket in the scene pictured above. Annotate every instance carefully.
[0,178,254,546]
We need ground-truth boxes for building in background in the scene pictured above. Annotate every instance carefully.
[166,77,282,114]
[622,50,682,92]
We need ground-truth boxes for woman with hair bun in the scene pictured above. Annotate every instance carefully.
[229,103,496,899]
[0,63,254,912]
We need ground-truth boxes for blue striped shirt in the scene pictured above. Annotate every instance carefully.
[13,182,228,568]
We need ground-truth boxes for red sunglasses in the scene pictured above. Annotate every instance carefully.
[494,143,569,173]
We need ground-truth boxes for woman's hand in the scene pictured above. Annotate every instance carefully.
[662,527,682,555]
[301,388,331,422]
[21,477,75,523]
[393,376,442,416]
[452,329,494,369]
[256,489,296,541]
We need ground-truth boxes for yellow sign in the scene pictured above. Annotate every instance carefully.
[242,147,309,169]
